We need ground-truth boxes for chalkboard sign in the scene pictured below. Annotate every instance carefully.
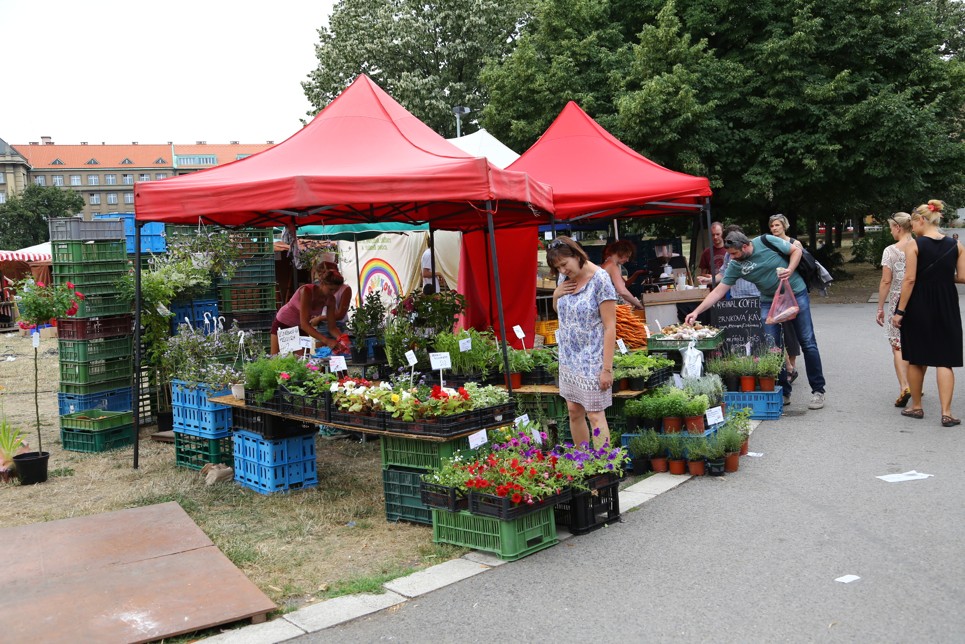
[710,297,767,355]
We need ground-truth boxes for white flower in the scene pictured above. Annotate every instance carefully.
[330,382,340,393]
[379,381,393,390]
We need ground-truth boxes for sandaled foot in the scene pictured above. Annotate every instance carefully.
[895,388,911,408]
[941,415,961,427]
[788,368,799,384]
[901,408,924,419]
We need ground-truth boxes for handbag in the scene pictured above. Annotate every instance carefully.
[765,277,800,324]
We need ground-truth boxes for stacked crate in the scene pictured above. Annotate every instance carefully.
[221,228,276,349]
[229,407,317,493]
[171,380,234,470]
[381,435,470,525]
[51,217,136,452]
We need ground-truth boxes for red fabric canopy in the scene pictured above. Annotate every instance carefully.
[134,75,553,231]
[508,102,712,220]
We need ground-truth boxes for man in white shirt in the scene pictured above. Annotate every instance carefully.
[421,237,447,293]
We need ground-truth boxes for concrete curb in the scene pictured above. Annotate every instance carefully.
[202,420,761,642]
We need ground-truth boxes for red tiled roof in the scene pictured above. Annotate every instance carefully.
[11,143,274,169]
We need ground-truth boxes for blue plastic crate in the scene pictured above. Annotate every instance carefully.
[94,213,166,254]
[172,404,233,438]
[58,386,133,416]
[723,387,783,420]
[232,429,317,465]
[234,455,318,494]
[170,299,220,334]
[170,380,231,412]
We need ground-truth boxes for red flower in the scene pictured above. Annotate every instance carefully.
[65,305,78,317]
[511,493,522,504]
[458,387,469,400]
[66,281,74,290]
[74,291,85,300]
[36,281,45,288]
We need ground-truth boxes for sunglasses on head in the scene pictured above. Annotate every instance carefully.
[547,239,567,250]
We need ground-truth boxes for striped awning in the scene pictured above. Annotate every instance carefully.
[0,242,51,262]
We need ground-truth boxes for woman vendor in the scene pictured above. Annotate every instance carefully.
[270,267,346,355]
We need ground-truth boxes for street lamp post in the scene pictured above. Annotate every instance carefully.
[452,106,471,137]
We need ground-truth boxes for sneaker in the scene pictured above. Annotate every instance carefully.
[808,392,825,410]
[783,395,792,406]
[318,424,348,440]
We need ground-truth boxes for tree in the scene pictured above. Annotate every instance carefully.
[0,185,84,249]
[302,0,534,137]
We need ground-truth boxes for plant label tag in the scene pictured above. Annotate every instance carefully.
[405,350,418,367]
[544,231,553,240]
[329,355,347,372]
[513,324,525,339]
[616,338,628,354]
[277,327,300,355]
[514,413,530,427]
[468,429,488,449]
[672,373,683,388]
[745,341,752,356]
[429,352,451,370]
[32,331,40,348]
[299,336,314,350]
[706,406,724,425]
[459,337,472,352]
[531,428,543,444]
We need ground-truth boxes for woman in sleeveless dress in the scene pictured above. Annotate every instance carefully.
[875,213,914,406]
[547,237,617,448]
[768,215,803,382]
[892,200,965,426]
[270,267,346,355]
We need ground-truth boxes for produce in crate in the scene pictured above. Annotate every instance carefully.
[615,304,648,348]
[657,322,720,340]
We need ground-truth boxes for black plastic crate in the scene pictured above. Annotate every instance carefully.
[420,480,468,512]
[330,410,386,431]
[232,406,314,439]
[554,474,621,535]
[468,488,572,521]
[278,390,330,421]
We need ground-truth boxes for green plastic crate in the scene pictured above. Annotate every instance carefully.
[61,424,135,453]
[52,240,127,263]
[383,467,432,524]
[52,260,129,277]
[59,358,133,385]
[380,435,469,471]
[219,283,276,313]
[58,336,133,362]
[73,293,133,318]
[229,230,274,258]
[175,431,233,470]
[60,409,133,431]
[59,377,133,396]
[432,507,558,561]
[53,271,130,290]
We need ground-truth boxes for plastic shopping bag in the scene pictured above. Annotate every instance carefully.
[765,277,800,324]
[681,339,704,379]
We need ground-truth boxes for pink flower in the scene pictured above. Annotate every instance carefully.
[36,281,45,288]
[74,292,85,300]
[307,363,319,371]
[280,372,291,380]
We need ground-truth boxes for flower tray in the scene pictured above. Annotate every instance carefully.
[58,386,132,416]
[420,481,469,512]
[723,387,783,420]
[383,467,433,525]
[432,507,558,561]
[382,402,513,437]
[174,431,233,471]
[468,488,572,521]
[232,406,314,440]
[58,336,133,362]
[521,366,555,386]
[61,424,135,453]
[647,331,724,351]
[55,314,133,340]
[60,409,133,432]
[554,475,621,535]
[330,410,386,431]
[381,434,469,471]
[279,390,330,422]
[244,389,282,413]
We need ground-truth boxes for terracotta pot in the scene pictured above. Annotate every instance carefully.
[739,375,757,392]
[662,416,683,433]
[724,452,740,472]
[684,415,705,434]
[668,458,687,475]
[687,459,705,476]
[504,372,523,389]
[616,378,629,391]
[758,376,776,392]
[740,438,749,456]
[650,456,669,473]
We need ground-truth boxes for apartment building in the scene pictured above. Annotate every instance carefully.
[0,136,274,218]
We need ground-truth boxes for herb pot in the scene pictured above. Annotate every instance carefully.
[706,457,726,476]
[668,458,687,475]
[504,372,523,389]
[740,438,749,456]
[13,451,49,485]
[758,376,776,392]
[631,457,650,476]
[723,374,740,392]
[650,456,669,473]
[662,416,683,433]
[739,375,757,392]
[684,415,705,434]
[628,376,647,391]
[724,452,740,472]
[616,378,629,392]
[687,459,705,476]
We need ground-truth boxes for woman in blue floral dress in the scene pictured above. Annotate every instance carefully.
[547,237,617,448]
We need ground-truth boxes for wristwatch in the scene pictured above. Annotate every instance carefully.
[894,308,905,316]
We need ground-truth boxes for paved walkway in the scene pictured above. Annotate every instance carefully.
[204,301,965,643]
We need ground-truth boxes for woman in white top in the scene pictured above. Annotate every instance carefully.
[876,212,914,407]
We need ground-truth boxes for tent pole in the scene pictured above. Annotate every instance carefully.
[428,226,436,293]
[486,205,513,395]
[354,234,362,305]
[613,219,619,241]
[704,199,713,282]
[133,223,141,469]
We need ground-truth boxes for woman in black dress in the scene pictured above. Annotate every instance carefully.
[892,200,965,426]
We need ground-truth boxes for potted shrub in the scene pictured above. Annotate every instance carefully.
[360,291,388,361]
[735,355,758,392]
[704,434,727,476]
[706,356,739,392]
[0,416,27,483]
[727,407,753,455]
[683,394,709,434]
[686,436,707,476]
[648,433,669,473]
[627,428,661,475]
[625,395,661,432]
[663,433,687,475]
[500,347,534,389]
[346,305,371,363]
[659,387,688,433]
[718,424,744,473]
[755,348,784,392]
[683,374,724,407]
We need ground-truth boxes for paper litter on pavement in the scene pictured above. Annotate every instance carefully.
[876,470,934,483]
[835,575,861,584]
[746,452,764,457]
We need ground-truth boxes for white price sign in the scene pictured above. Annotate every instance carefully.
[514,414,530,427]
[405,350,418,367]
[429,352,452,370]
[459,337,472,352]
[299,336,314,350]
[616,338,628,354]
[468,429,489,449]
[513,324,526,340]
[32,331,40,348]
[531,427,543,445]
[705,405,724,426]
[277,327,300,355]
[329,355,347,372]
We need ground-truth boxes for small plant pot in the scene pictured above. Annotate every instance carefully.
[740,438,749,456]
[631,457,650,476]
[668,458,687,475]
[706,457,726,476]
[628,376,647,391]
[616,378,629,392]
[230,383,245,399]
[684,415,705,434]
[650,456,669,473]
[662,416,683,433]
[687,459,706,476]
[723,374,740,391]
[504,372,523,389]
[739,375,757,392]
[13,451,50,485]
[724,452,740,473]
[641,417,661,432]
[758,376,776,392]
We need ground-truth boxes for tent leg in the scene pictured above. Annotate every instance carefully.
[133,224,141,469]
[487,206,513,395]
[354,236,362,305]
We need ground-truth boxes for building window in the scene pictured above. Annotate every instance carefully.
[154,157,167,164]
[0,193,5,204]
[105,174,117,185]
[175,155,217,165]
[122,174,134,185]
[0,174,5,184]
[52,175,64,186]
[107,193,118,205]
[139,173,150,181]
[33,176,47,186]
[124,192,134,204]
[121,158,133,165]
[51,158,65,165]
[155,173,166,180]
[90,194,101,205]
[87,174,99,186]
[70,175,81,186]
[85,158,100,165]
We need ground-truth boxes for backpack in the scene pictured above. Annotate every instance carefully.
[760,235,833,295]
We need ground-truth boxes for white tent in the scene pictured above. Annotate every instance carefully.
[0,241,51,262]
[446,128,520,169]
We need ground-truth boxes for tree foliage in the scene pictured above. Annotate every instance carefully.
[0,185,84,249]
[302,0,534,136]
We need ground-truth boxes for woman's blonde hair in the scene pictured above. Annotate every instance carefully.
[912,199,945,226]
[768,214,791,234]
[889,212,913,232]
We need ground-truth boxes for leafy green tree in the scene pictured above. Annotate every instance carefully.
[302,0,534,136]
[0,185,83,249]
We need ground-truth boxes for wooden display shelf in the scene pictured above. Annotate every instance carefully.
[641,289,709,304]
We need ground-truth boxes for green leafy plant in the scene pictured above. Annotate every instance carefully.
[628,429,661,458]
[683,374,724,405]
[683,394,709,418]
[500,347,535,374]
[245,354,314,405]
[755,348,785,379]
[433,329,500,377]
[686,437,707,461]
[704,434,727,460]
[717,424,744,455]
[662,433,686,460]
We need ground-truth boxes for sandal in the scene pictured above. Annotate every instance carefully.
[788,368,799,384]
[941,415,961,427]
[900,408,924,419]
[894,388,911,408]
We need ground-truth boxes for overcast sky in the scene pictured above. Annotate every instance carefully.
[0,0,337,145]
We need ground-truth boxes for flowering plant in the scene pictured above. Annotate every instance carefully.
[14,279,84,328]
[755,347,785,378]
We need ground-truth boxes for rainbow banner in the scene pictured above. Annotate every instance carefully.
[359,258,403,303]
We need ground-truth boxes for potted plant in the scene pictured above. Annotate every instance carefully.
[686,436,707,476]
[627,428,661,475]
[658,387,688,433]
[718,423,744,473]
[663,433,687,475]
[360,291,388,360]
[683,394,709,434]
[13,278,85,484]
[727,407,753,455]
[683,374,724,407]
[500,347,534,389]
[755,347,784,392]
[704,434,727,476]
[526,346,559,385]
[0,416,27,483]
[706,356,739,392]
[346,305,371,362]
[735,355,758,392]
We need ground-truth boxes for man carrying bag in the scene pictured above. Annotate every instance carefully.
[685,232,827,410]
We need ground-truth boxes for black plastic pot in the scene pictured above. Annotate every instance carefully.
[631,457,650,476]
[13,451,50,485]
[156,411,174,433]
[706,457,726,476]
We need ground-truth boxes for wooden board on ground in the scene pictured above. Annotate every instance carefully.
[1,502,275,643]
